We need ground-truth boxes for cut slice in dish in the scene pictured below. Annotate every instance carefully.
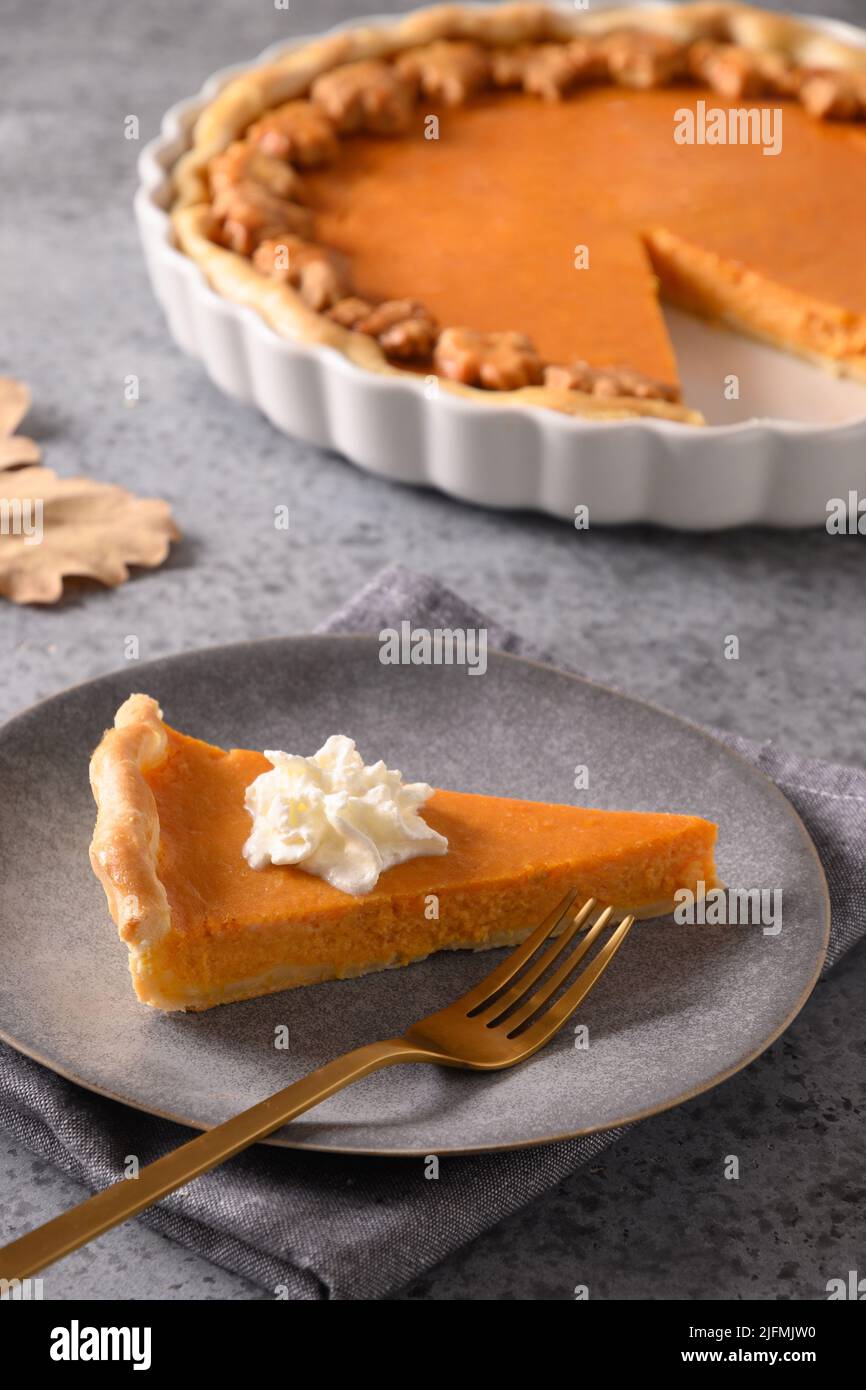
[89,695,720,1012]
[644,226,866,379]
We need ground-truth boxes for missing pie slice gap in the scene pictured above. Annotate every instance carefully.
[645,227,866,379]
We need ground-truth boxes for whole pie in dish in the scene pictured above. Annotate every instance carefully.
[88,695,719,1011]
[170,2,866,425]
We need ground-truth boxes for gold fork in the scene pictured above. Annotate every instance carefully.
[0,893,633,1280]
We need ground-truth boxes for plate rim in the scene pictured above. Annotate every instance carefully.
[0,632,831,1156]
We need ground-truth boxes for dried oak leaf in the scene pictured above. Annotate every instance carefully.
[0,377,41,469]
[0,466,180,605]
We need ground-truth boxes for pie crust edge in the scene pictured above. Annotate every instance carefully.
[89,695,174,1004]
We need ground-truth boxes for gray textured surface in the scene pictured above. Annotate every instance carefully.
[1,0,864,1300]
[400,935,866,1301]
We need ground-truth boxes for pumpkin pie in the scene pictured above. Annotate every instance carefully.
[88,695,719,1012]
[170,2,866,424]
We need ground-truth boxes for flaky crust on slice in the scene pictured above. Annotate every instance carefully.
[89,695,173,993]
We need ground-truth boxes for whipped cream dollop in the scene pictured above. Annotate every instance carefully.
[242,735,448,895]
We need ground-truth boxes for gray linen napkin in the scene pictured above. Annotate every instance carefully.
[1,566,863,1300]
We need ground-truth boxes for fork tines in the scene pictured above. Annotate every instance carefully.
[465,892,635,1043]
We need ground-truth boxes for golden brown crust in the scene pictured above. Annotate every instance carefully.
[798,67,866,119]
[89,696,172,990]
[492,40,608,99]
[544,360,681,403]
[311,58,418,133]
[169,3,866,421]
[435,326,546,390]
[207,141,307,200]
[252,235,350,310]
[352,299,440,359]
[394,38,493,105]
[247,99,340,166]
[210,179,315,255]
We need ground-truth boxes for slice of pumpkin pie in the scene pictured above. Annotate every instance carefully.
[88,694,719,1012]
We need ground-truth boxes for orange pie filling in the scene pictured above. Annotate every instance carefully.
[89,698,719,1012]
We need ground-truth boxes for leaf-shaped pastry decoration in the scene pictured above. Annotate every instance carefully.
[0,377,42,469]
[0,467,180,604]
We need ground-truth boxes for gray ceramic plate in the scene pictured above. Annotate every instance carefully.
[0,637,829,1155]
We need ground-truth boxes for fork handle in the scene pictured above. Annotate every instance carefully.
[0,1037,427,1281]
